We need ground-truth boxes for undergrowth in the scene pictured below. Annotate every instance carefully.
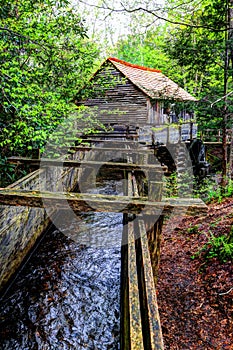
[164,171,233,203]
[195,175,233,203]
[192,226,233,263]
[0,155,28,187]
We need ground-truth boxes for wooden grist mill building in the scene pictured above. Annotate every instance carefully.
[75,57,197,142]
[76,57,211,177]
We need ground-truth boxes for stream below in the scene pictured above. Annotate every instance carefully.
[0,180,123,350]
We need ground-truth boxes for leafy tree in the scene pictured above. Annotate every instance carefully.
[112,26,171,73]
[0,0,99,160]
[164,0,233,183]
[106,0,233,182]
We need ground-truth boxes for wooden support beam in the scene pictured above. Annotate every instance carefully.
[65,146,153,154]
[132,174,139,198]
[148,181,163,201]
[0,188,208,215]
[137,219,164,349]
[76,138,147,145]
[120,217,164,348]
[7,157,165,173]
[83,134,137,139]
[127,220,144,348]
[120,216,130,348]
[203,141,231,145]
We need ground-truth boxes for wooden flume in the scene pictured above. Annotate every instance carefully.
[1,135,207,349]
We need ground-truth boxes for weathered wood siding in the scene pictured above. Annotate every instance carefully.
[0,170,49,294]
[80,63,149,126]
[0,151,82,295]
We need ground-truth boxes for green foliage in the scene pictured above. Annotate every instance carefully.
[194,175,233,203]
[41,106,104,158]
[192,229,233,263]
[112,27,172,73]
[163,170,195,198]
[164,0,233,130]
[163,172,177,197]
[0,0,99,160]
[0,155,27,186]
[187,225,200,235]
[165,171,233,203]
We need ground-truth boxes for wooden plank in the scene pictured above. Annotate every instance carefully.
[83,133,129,137]
[127,169,139,198]
[66,146,153,153]
[132,174,139,198]
[124,170,163,348]
[7,157,165,172]
[128,221,144,348]
[121,174,144,348]
[76,138,147,145]
[127,172,133,197]
[0,188,208,215]
[138,219,164,349]
[203,141,231,145]
[120,217,130,349]
[148,181,163,201]
[6,169,44,189]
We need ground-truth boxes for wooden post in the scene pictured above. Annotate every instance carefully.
[147,165,163,201]
[147,216,164,285]
[148,181,163,202]
[167,125,170,145]
[144,162,164,286]
[190,121,193,141]
[179,124,182,142]
[120,213,130,349]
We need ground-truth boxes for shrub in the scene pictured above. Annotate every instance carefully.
[192,227,233,263]
[194,175,233,203]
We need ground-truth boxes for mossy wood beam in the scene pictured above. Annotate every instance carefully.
[136,219,164,349]
[120,173,164,349]
[0,189,207,215]
[7,157,166,172]
[60,146,154,153]
[81,133,137,138]
[203,141,231,145]
[72,138,146,145]
[121,173,144,348]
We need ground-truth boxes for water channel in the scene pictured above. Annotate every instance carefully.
[0,180,123,350]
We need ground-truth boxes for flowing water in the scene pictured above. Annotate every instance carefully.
[0,180,123,350]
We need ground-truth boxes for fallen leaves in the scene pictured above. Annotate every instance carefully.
[157,197,233,349]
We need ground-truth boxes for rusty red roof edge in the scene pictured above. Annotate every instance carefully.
[75,57,197,103]
[108,57,162,73]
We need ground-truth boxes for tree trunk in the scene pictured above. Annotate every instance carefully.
[229,0,233,180]
[221,0,233,187]
[229,128,233,179]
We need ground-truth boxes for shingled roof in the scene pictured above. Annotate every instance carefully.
[107,57,197,102]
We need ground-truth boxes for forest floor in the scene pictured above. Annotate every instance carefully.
[157,196,233,350]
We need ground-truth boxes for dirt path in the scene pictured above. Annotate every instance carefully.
[157,198,233,349]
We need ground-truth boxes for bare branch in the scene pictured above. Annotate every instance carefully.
[78,0,229,32]
[219,287,233,295]
[211,91,233,107]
